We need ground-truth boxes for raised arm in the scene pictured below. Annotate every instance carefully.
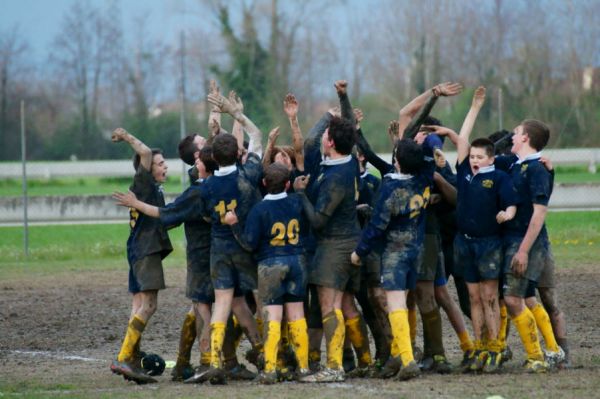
[284,93,305,171]
[111,128,152,171]
[456,86,486,163]
[335,80,355,125]
[262,127,281,169]
[113,190,160,218]
[207,80,222,136]
[399,82,463,140]
[433,171,457,206]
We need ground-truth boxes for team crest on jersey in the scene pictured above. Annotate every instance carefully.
[521,164,528,173]
[481,179,494,189]
[317,174,324,183]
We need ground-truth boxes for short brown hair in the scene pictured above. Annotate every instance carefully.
[198,145,218,174]
[521,119,550,151]
[470,138,495,158]
[264,163,290,194]
[178,134,200,166]
[212,133,238,166]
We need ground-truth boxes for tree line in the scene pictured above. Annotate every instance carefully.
[1,0,599,161]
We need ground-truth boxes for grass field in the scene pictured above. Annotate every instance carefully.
[1,212,600,398]
[0,165,599,197]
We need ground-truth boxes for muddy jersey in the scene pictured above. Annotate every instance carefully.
[126,165,172,266]
[358,171,381,207]
[306,155,361,240]
[200,155,262,252]
[159,176,210,265]
[456,159,517,237]
[232,192,306,261]
[355,172,431,257]
[495,154,552,238]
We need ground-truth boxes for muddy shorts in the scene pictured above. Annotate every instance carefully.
[310,237,360,294]
[362,252,382,288]
[502,234,552,297]
[210,249,257,293]
[418,234,443,282]
[129,253,165,293]
[258,255,308,306]
[454,234,503,283]
[380,247,420,291]
[186,252,214,304]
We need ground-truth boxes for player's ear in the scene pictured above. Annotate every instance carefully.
[285,180,291,192]
[262,178,267,187]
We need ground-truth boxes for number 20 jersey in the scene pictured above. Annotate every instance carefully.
[242,193,307,261]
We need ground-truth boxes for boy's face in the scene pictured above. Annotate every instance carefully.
[194,135,206,151]
[469,146,493,174]
[274,151,293,171]
[151,153,168,183]
[511,125,527,154]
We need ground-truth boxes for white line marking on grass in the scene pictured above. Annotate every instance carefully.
[6,350,105,363]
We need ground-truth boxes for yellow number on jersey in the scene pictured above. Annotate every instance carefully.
[408,186,431,219]
[270,219,300,246]
[214,199,237,224]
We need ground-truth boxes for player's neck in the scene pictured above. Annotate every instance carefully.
[515,146,537,160]
[328,149,346,160]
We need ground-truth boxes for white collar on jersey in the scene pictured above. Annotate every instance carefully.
[360,170,369,179]
[476,165,495,174]
[384,172,413,180]
[214,164,237,176]
[264,192,288,201]
[320,154,352,166]
[515,152,542,165]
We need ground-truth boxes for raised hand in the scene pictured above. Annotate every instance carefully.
[472,86,486,109]
[433,82,463,97]
[209,80,221,111]
[228,90,244,115]
[283,93,299,119]
[422,125,457,137]
[268,126,281,142]
[209,119,221,138]
[334,80,348,95]
[113,190,138,207]
[387,120,400,139]
[353,108,364,124]
[111,127,128,142]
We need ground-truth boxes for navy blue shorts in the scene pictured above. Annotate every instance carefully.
[380,247,420,291]
[210,249,257,293]
[258,255,308,306]
[128,254,165,293]
[502,234,552,298]
[454,234,503,283]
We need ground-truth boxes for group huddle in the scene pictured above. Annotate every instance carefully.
[108,79,568,385]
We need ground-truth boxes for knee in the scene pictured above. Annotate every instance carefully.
[503,296,523,316]
[539,288,560,315]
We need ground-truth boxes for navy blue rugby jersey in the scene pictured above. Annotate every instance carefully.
[358,171,381,207]
[159,176,211,261]
[355,172,431,258]
[200,160,262,252]
[305,155,361,240]
[456,159,517,237]
[495,154,552,237]
[127,165,172,266]
[231,192,306,261]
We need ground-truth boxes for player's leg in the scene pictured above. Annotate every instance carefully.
[466,282,485,371]
[259,304,284,384]
[480,279,502,372]
[194,302,212,370]
[342,292,372,375]
[171,305,197,381]
[435,282,474,363]
[286,301,310,375]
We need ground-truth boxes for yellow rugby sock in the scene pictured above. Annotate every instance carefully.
[498,304,509,349]
[288,318,309,370]
[323,310,345,370]
[200,351,211,366]
[175,312,196,366]
[530,303,560,353]
[264,321,281,373]
[474,339,483,351]
[512,308,544,361]
[210,322,226,368]
[118,315,146,362]
[345,316,372,366]
[487,338,502,353]
[389,309,414,366]
[458,330,475,353]
[408,308,418,345]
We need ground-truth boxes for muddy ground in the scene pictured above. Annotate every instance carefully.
[1,264,599,398]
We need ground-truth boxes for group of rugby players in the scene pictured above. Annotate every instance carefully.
[108,79,568,385]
